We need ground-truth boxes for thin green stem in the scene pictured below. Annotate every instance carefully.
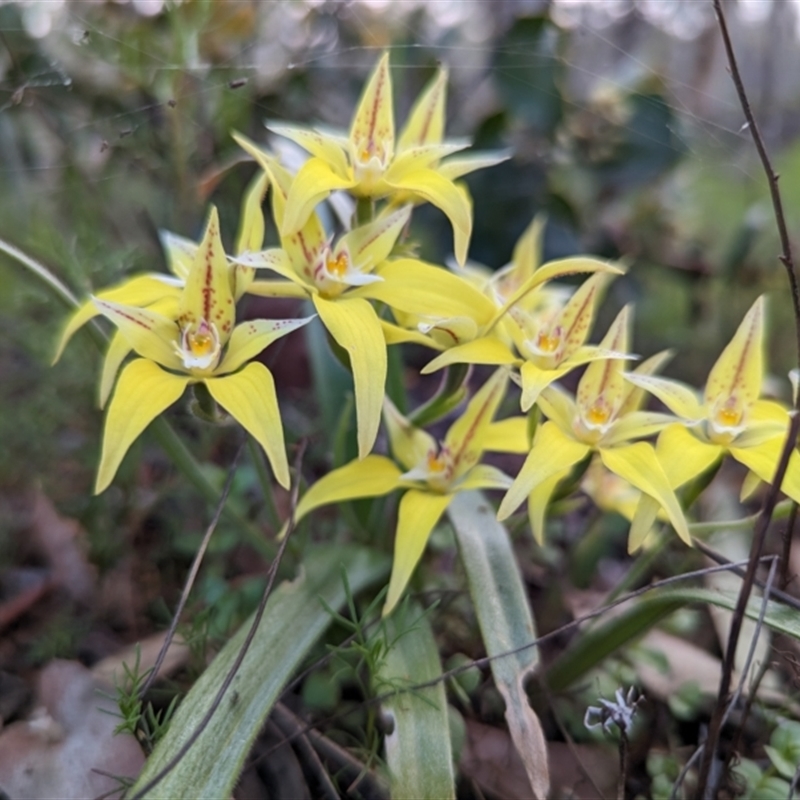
[151,419,273,559]
[0,237,78,308]
[408,363,471,428]
[247,435,282,532]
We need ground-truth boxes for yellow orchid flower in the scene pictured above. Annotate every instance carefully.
[497,306,688,545]
[418,260,624,378]
[461,215,569,314]
[52,169,272,409]
[623,296,800,549]
[91,207,313,494]
[259,53,506,266]
[234,137,513,458]
[282,369,512,615]
[509,271,625,412]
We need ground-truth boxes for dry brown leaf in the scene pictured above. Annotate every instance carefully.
[28,488,96,605]
[0,660,144,799]
[461,720,618,800]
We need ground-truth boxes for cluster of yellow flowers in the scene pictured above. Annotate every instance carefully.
[56,54,800,615]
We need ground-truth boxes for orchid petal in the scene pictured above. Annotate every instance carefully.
[236,143,332,277]
[619,349,673,415]
[216,316,315,376]
[361,259,496,323]
[437,150,512,181]
[95,359,189,494]
[498,421,590,520]
[537,385,579,433]
[519,360,571,412]
[385,169,471,265]
[233,133,297,231]
[445,368,509,480]
[337,205,411,272]
[267,124,350,178]
[421,336,519,374]
[705,295,765,410]
[733,421,789,448]
[397,67,446,150]
[245,279,310,299]
[232,248,308,287]
[511,215,546,286]
[599,442,691,545]
[235,169,269,256]
[491,261,619,334]
[232,170,270,298]
[546,274,609,363]
[314,295,386,458]
[388,143,469,176]
[53,275,181,364]
[628,495,661,553]
[456,464,514,492]
[350,52,395,161]
[179,207,236,345]
[624,374,704,421]
[383,397,437,472]
[92,297,183,371]
[159,230,197,281]
[99,331,132,410]
[384,489,452,616]
[204,362,290,489]
[416,316,479,348]
[731,437,800,504]
[740,470,762,501]
[602,411,676,447]
[528,469,569,545]
[751,399,792,424]
[281,455,402,537]
[575,305,631,414]
[484,417,529,454]
[380,320,443,349]
[655,424,722,489]
[281,157,355,236]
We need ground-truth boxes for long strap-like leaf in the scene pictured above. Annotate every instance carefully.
[379,602,456,800]
[131,545,389,799]
[448,490,550,799]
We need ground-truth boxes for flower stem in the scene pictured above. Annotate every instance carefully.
[408,363,471,428]
[247,435,282,532]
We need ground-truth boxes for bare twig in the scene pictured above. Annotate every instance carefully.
[693,539,800,611]
[699,2,800,794]
[781,501,799,590]
[128,441,307,800]
[272,702,389,799]
[722,556,778,731]
[271,704,341,800]
[138,443,244,700]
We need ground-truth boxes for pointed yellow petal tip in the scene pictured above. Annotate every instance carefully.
[704,294,766,416]
[350,51,395,171]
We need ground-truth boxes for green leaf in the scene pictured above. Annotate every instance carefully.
[129,545,389,799]
[379,602,455,800]
[492,16,563,135]
[595,93,684,190]
[547,584,800,693]
[447,491,549,799]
